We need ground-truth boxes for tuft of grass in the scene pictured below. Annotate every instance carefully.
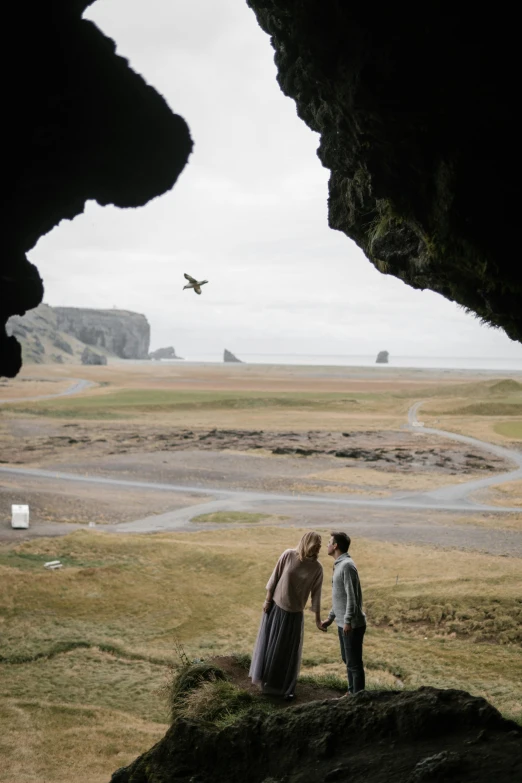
[229,652,252,670]
[298,673,347,692]
[169,661,227,720]
[177,679,260,727]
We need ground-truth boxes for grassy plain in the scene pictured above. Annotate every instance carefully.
[419,377,522,442]
[2,362,522,781]
[1,527,521,782]
[0,360,473,431]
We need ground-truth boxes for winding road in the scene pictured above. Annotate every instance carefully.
[1,395,521,551]
[1,401,521,515]
[0,377,95,405]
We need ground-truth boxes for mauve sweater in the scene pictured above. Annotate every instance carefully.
[266,549,323,614]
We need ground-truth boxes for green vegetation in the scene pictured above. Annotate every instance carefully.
[418,377,522,418]
[444,403,522,416]
[1,388,387,419]
[168,659,263,728]
[297,673,347,692]
[494,421,522,439]
[177,679,260,727]
[0,551,107,571]
[192,511,284,525]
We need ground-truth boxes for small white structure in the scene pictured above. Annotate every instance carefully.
[11,504,29,529]
[44,560,63,570]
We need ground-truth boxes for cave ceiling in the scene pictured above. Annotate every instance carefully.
[1,0,192,377]
[247,0,521,343]
[1,0,520,377]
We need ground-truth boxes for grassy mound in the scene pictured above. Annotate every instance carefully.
[489,379,522,394]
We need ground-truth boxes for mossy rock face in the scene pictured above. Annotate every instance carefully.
[246,1,522,343]
[111,688,522,783]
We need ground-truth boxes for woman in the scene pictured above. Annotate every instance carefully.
[249,531,324,700]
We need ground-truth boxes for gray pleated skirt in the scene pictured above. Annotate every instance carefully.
[249,603,304,698]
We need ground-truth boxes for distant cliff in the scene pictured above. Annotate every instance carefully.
[7,304,104,365]
[7,304,150,364]
[54,307,150,359]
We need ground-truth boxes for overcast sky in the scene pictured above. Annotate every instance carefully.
[30,0,522,360]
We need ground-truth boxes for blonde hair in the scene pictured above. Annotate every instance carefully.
[297,531,322,561]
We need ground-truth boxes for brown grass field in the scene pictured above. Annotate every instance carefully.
[1,361,522,782]
[0,527,521,783]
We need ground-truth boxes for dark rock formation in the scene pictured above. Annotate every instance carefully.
[149,346,184,361]
[224,349,242,363]
[247,1,522,342]
[81,346,107,365]
[111,688,522,783]
[55,307,150,359]
[1,0,192,378]
[376,351,389,364]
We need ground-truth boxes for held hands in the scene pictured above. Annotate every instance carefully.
[320,618,333,631]
[316,618,327,632]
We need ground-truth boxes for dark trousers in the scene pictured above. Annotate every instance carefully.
[338,624,366,693]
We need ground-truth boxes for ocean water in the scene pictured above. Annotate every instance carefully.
[160,353,522,372]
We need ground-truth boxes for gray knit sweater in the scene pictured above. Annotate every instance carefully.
[327,553,366,628]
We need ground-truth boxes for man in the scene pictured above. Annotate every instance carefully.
[321,532,366,694]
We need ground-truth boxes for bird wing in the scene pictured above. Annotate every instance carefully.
[194,286,202,295]
[184,273,197,284]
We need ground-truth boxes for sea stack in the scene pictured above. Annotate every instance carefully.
[224,349,242,363]
[376,351,389,364]
[149,346,183,360]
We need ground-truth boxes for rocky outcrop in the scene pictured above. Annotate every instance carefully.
[247,1,522,343]
[224,349,242,363]
[1,1,192,378]
[149,346,183,361]
[111,688,522,783]
[52,334,74,355]
[55,307,150,359]
[376,351,389,364]
[81,346,107,365]
[7,304,89,365]
[6,303,137,365]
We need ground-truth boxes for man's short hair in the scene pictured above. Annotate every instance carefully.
[331,532,350,553]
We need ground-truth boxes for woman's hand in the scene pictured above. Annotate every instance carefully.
[316,617,327,632]
[263,600,273,614]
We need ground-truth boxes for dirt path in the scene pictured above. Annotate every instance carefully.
[0,377,94,404]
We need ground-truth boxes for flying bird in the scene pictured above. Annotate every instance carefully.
[183,273,208,295]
